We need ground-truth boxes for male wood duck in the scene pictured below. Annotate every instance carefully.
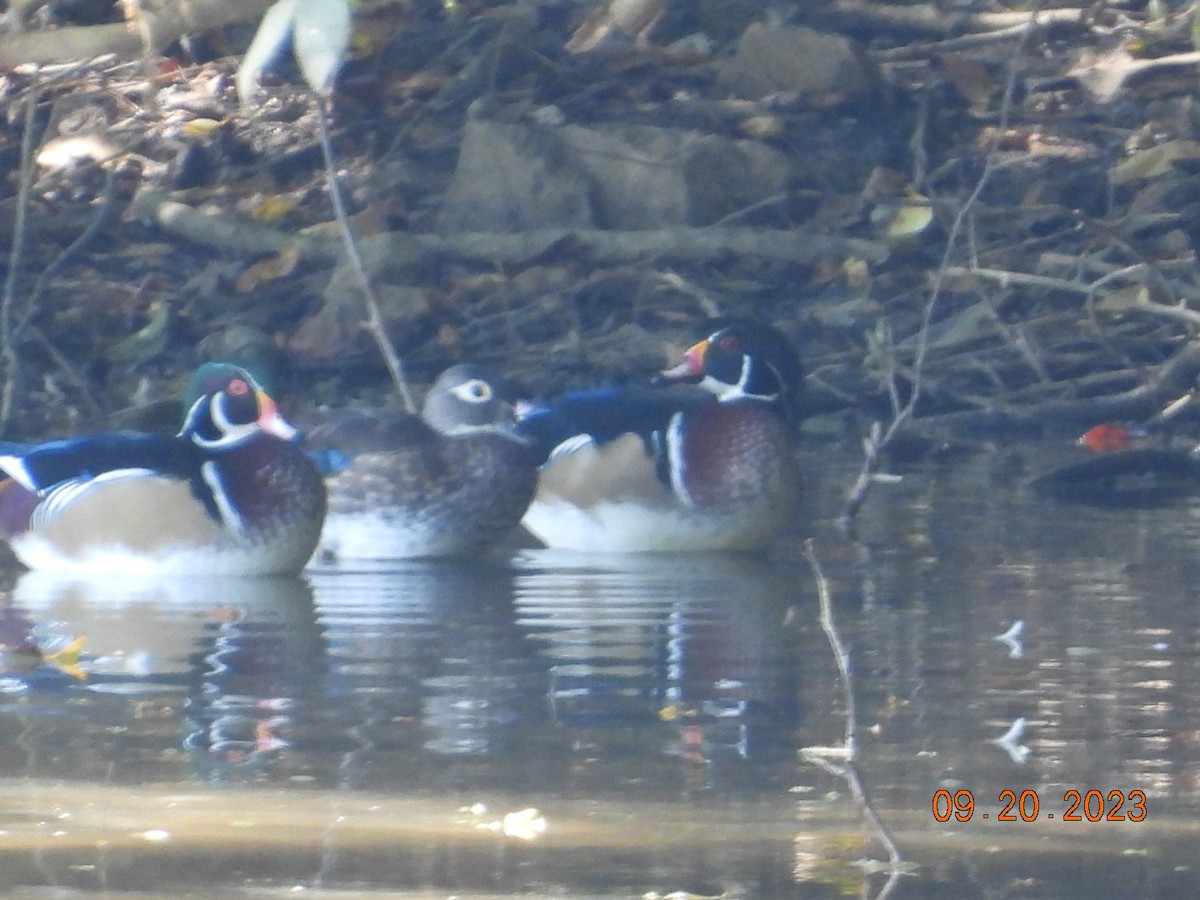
[517,318,804,463]
[0,363,326,576]
[518,320,804,552]
[305,363,538,561]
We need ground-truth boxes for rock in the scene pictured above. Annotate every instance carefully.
[438,119,594,232]
[437,118,791,231]
[717,23,875,102]
[289,235,430,361]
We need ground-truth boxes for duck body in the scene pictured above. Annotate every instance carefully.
[307,364,538,561]
[515,384,711,464]
[519,320,804,553]
[0,364,326,577]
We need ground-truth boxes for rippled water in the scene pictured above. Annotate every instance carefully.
[0,445,1198,898]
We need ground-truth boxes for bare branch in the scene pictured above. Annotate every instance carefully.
[0,0,276,68]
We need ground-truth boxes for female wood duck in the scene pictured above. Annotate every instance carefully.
[518,320,804,552]
[0,363,326,576]
[305,363,538,561]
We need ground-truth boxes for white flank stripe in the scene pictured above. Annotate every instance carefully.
[666,412,693,507]
[201,461,245,534]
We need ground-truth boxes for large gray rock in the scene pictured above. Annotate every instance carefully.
[438,117,792,231]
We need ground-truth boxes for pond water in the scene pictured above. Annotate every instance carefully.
[0,443,1198,899]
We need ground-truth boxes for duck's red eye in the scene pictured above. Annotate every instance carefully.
[227,378,250,397]
[717,334,742,352]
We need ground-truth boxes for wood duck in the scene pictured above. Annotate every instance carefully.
[305,363,538,561]
[518,320,804,552]
[0,363,326,576]
[517,318,804,463]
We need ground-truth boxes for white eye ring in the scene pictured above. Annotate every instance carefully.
[451,379,492,404]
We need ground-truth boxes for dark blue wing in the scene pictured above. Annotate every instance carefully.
[0,432,200,490]
[516,384,713,465]
[0,432,229,524]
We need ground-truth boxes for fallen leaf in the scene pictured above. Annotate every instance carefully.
[1110,139,1200,184]
[106,301,170,363]
[236,243,301,293]
[182,118,227,138]
[252,194,300,223]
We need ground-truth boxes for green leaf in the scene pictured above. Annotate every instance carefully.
[106,301,170,363]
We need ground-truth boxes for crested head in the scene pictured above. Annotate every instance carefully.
[421,364,524,436]
[180,363,299,449]
[693,318,804,390]
[660,321,798,403]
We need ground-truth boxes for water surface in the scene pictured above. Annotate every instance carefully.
[0,445,1197,898]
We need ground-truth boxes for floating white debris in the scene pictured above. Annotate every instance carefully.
[502,808,547,840]
[993,717,1030,764]
[799,744,854,764]
[994,620,1024,659]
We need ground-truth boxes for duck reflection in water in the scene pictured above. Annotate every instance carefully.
[513,552,804,788]
[310,554,804,792]
[310,560,550,784]
[13,572,324,784]
[182,578,325,782]
[5,552,806,793]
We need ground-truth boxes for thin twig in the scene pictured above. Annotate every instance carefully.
[840,4,1042,530]
[0,80,40,432]
[801,539,905,899]
[944,261,1199,301]
[314,96,418,413]
[804,540,856,743]
[906,11,1036,426]
[27,324,104,418]
[6,167,116,419]
[23,168,120,322]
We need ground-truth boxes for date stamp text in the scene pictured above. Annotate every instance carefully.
[932,789,1147,823]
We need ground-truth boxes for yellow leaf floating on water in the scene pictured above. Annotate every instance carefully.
[44,636,88,681]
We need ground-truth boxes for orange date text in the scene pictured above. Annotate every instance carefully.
[931,789,1147,823]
